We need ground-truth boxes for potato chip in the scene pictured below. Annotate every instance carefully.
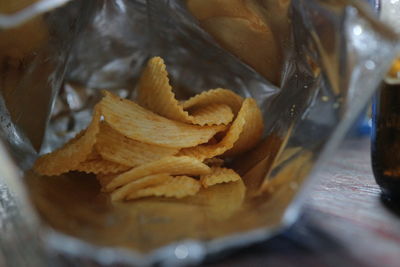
[73,159,130,175]
[96,123,179,167]
[100,91,226,148]
[137,57,233,126]
[200,167,241,188]
[105,156,211,191]
[189,104,233,126]
[223,98,264,157]
[137,57,191,121]
[127,176,201,200]
[183,88,243,114]
[178,98,255,160]
[111,173,171,201]
[34,107,101,176]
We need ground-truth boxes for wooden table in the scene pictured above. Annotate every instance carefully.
[1,137,400,266]
[208,137,400,267]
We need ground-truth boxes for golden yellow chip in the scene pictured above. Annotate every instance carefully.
[100,91,226,148]
[127,176,201,200]
[200,167,241,188]
[73,159,131,175]
[111,173,171,201]
[96,123,179,167]
[178,98,256,161]
[183,88,243,114]
[223,98,264,157]
[189,103,233,126]
[137,57,233,126]
[33,107,101,176]
[105,156,211,191]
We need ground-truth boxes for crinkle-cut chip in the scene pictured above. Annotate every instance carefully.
[137,57,233,126]
[189,104,233,126]
[33,108,101,176]
[204,157,224,167]
[86,148,102,161]
[111,174,171,201]
[223,98,264,157]
[137,57,190,122]
[73,159,130,175]
[127,176,201,200]
[200,167,241,188]
[100,91,226,148]
[183,88,243,114]
[178,98,256,161]
[105,156,211,191]
[96,123,179,167]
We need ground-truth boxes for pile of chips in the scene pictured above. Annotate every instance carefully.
[34,57,264,202]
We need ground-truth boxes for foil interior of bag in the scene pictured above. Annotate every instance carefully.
[0,0,398,264]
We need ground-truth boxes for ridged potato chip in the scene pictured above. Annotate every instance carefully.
[111,173,171,201]
[178,98,255,160]
[127,176,201,200]
[96,123,179,167]
[137,57,233,126]
[200,167,241,188]
[105,156,211,191]
[223,98,264,157]
[73,159,130,175]
[34,108,101,176]
[183,88,243,114]
[100,91,226,148]
[189,104,233,126]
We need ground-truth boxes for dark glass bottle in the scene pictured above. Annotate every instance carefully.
[372,59,400,201]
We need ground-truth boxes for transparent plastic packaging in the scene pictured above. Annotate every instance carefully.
[0,0,398,265]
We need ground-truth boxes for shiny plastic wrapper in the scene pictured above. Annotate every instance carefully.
[0,0,398,266]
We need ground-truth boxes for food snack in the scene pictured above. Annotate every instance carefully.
[178,97,264,160]
[126,176,201,200]
[200,167,241,188]
[137,57,234,126]
[34,56,265,202]
[34,108,101,176]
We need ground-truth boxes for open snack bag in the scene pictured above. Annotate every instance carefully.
[0,0,398,265]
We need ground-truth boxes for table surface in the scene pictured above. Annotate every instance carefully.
[208,137,400,267]
[1,137,400,267]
